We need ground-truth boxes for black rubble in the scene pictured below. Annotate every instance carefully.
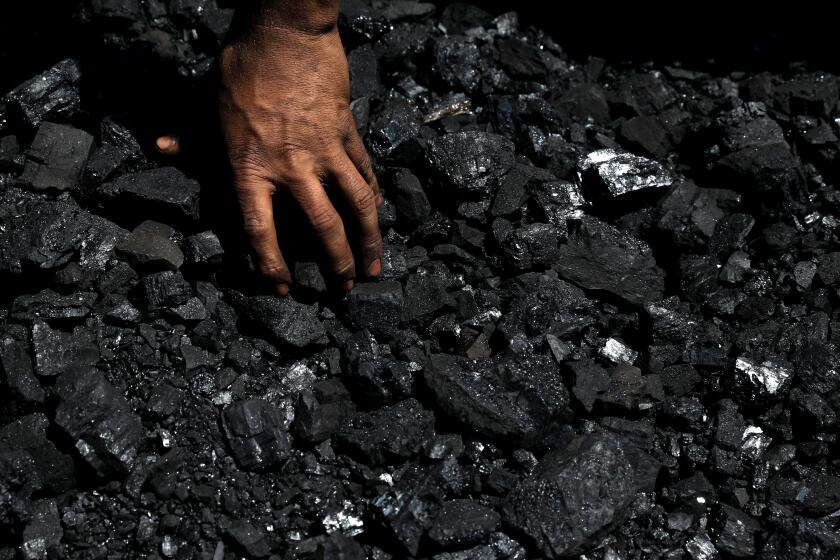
[0,3,839,559]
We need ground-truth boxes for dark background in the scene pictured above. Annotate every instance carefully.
[1,2,837,93]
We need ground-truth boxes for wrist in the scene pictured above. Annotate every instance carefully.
[237,1,339,37]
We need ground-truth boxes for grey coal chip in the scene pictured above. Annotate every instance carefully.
[100,167,201,224]
[816,252,840,286]
[223,399,291,470]
[294,261,327,294]
[769,469,840,516]
[732,355,792,403]
[577,148,675,203]
[11,289,95,323]
[367,93,423,158]
[348,43,381,100]
[232,293,325,348]
[499,223,564,271]
[0,414,76,495]
[292,379,355,444]
[31,321,99,377]
[531,181,586,227]
[17,122,94,192]
[388,167,431,223]
[116,220,184,271]
[141,271,192,311]
[434,36,483,92]
[103,296,142,326]
[183,231,224,266]
[503,433,660,559]
[335,398,434,465]
[427,499,500,549]
[0,449,40,526]
[0,189,127,276]
[0,339,44,404]
[4,58,81,130]
[226,520,271,558]
[54,367,144,476]
[428,131,515,196]
[709,505,759,558]
[554,217,666,306]
[21,499,62,560]
[346,281,404,339]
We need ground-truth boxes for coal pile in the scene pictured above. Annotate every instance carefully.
[2,2,840,559]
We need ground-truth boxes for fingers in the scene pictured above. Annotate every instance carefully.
[344,132,382,207]
[329,158,383,278]
[234,175,291,296]
[290,178,357,292]
[156,135,181,156]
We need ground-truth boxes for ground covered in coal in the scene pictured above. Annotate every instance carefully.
[2,2,840,559]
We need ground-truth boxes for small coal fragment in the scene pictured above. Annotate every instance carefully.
[342,330,414,404]
[226,520,271,558]
[732,356,792,404]
[554,217,666,305]
[388,167,431,224]
[141,271,192,311]
[428,132,515,196]
[100,167,201,224]
[0,339,44,404]
[223,400,291,470]
[17,122,94,192]
[183,231,224,266]
[499,223,563,271]
[11,289,95,323]
[0,414,76,494]
[335,398,434,465]
[530,181,586,226]
[54,367,144,476]
[21,499,62,560]
[116,220,184,271]
[4,58,81,130]
[346,281,404,339]
[31,321,98,377]
[709,504,759,557]
[427,499,500,549]
[232,294,325,348]
[503,433,659,558]
[577,148,675,203]
[816,252,840,286]
[366,93,423,159]
[292,379,355,443]
[434,36,483,92]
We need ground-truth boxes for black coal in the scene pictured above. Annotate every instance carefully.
[1,2,840,559]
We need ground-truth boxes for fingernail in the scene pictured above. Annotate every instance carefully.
[342,280,354,293]
[367,259,381,277]
[276,283,289,296]
[156,136,177,152]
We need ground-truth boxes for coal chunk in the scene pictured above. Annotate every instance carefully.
[0,414,76,494]
[503,433,660,558]
[732,355,792,404]
[17,122,94,192]
[21,499,62,560]
[31,321,99,377]
[292,379,355,443]
[367,93,423,158]
[709,504,759,558]
[388,167,431,224]
[4,58,81,130]
[715,143,808,212]
[434,36,483,92]
[141,271,192,311]
[11,289,95,323]
[223,399,291,470]
[499,223,563,271]
[335,398,434,465]
[428,132,515,196]
[100,167,201,224]
[0,338,44,404]
[346,281,404,340]
[0,189,127,275]
[233,294,325,348]
[116,220,184,271]
[183,231,224,266]
[424,353,570,444]
[554,217,666,305]
[427,499,500,549]
[54,367,144,476]
[577,148,675,203]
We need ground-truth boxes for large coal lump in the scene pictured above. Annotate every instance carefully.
[503,433,660,558]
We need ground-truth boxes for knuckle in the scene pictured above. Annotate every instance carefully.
[309,206,340,235]
[351,185,376,214]
[241,212,269,238]
[260,263,290,282]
